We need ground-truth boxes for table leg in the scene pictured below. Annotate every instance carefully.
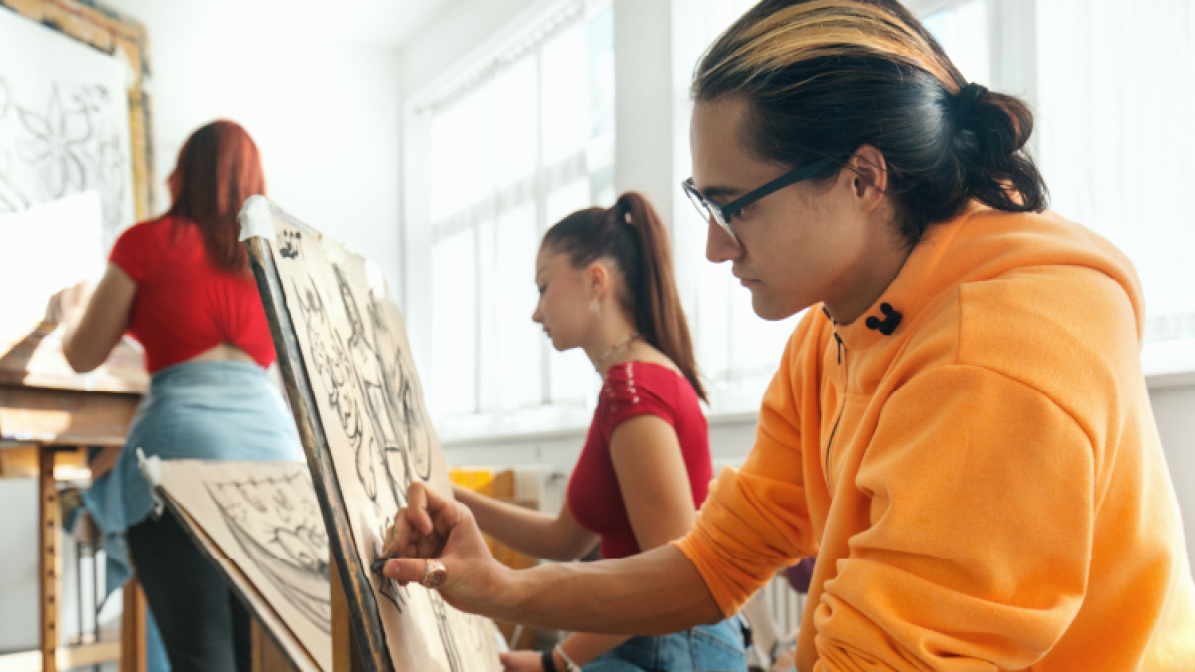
[38,446,58,672]
[120,578,147,672]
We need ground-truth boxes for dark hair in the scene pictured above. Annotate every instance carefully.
[693,0,1047,245]
[542,193,707,402]
[166,120,266,272]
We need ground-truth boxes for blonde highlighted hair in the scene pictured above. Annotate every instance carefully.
[694,0,1046,244]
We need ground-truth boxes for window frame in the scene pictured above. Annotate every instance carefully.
[403,0,614,443]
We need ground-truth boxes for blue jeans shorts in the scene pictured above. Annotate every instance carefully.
[584,616,747,672]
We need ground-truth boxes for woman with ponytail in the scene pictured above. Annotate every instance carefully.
[452,192,746,672]
[385,1,1195,669]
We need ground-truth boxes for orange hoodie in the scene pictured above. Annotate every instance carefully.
[675,205,1195,670]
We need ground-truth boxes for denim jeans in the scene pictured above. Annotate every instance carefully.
[585,617,747,672]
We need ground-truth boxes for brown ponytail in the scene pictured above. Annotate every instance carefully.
[542,192,706,402]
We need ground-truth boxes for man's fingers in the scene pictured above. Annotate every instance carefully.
[382,558,440,586]
[383,508,414,557]
[405,482,434,535]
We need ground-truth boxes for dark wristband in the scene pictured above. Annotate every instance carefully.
[541,649,558,672]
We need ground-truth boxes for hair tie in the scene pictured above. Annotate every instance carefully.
[953,82,988,127]
[613,201,633,226]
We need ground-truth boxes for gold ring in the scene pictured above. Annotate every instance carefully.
[422,559,447,589]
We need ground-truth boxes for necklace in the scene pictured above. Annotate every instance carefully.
[596,333,640,371]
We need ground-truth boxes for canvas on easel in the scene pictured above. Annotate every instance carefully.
[154,459,327,672]
[242,197,502,672]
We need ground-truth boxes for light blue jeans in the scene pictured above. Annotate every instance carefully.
[98,360,302,671]
[112,359,303,531]
[585,617,747,672]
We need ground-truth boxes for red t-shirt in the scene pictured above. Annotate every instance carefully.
[108,216,276,374]
[566,361,713,559]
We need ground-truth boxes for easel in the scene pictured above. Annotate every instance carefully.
[0,1,156,668]
[0,325,148,672]
[245,229,395,672]
[156,491,322,672]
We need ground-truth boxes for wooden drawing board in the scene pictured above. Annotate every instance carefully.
[245,199,502,672]
[155,459,329,672]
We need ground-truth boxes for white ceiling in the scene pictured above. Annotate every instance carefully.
[103,0,459,50]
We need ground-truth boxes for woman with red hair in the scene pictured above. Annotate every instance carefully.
[57,120,301,671]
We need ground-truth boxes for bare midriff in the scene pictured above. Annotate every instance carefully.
[185,342,258,366]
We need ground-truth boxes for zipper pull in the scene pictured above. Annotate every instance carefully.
[833,331,843,365]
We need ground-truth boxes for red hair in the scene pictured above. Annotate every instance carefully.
[166,120,266,272]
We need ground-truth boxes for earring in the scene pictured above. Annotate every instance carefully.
[589,296,601,317]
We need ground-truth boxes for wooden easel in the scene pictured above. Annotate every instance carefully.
[245,231,395,672]
[155,492,321,672]
[0,2,156,668]
[0,325,149,672]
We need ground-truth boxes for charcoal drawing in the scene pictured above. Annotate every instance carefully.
[260,202,500,672]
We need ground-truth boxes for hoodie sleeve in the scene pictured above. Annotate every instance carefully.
[673,311,822,613]
[813,364,1092,671]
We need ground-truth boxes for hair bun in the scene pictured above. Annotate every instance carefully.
[952,82,988,128]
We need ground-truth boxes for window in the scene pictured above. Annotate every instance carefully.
[1033,0,1195,343]
[417,1,615,437]
[923,0,1195,344]
[673,0,805,415]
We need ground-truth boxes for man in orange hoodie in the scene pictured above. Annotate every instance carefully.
[383,1,1195,669]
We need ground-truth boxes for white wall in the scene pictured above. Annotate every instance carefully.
[0,479,37,652]
[1153,387,1195,563]
[106,0,406,297]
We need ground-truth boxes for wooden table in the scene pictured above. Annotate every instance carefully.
[0,322,148,672]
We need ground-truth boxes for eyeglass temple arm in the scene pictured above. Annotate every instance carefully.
[720,157,836,216]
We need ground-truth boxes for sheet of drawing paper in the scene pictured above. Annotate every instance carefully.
[0,191,104,334]
[0,8,137,252]
[265,205,502,672]
[156,459,332,671]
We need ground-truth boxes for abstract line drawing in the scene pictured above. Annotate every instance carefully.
[280,229,303,259]
[207,469,333,635]
[430,591,463,672]
[0,6,138,250]
[156,459,334,670]
[290,264,434,514]
[293,273,380,503]
[262,204,501,671]
[373,516,409,614]
[0,75,133,240]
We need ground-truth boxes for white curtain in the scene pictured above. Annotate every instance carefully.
[930,0,1195,343]
[427,5,615,430]
[672,0,806,415]
[1035,0,1195,342]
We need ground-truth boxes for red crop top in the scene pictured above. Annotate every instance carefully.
[108,216,276,374]
[566,361,713,560]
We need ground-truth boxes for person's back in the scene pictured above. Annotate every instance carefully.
[62,120,301,672]
[110,215,274,373]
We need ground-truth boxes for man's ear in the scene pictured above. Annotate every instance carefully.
[845,144,888,209]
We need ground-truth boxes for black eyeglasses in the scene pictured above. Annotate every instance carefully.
[681,156,836,246]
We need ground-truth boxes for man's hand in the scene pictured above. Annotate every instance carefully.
[497,650,544,672]
[380,481,509,614]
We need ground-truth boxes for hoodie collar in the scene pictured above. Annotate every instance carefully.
[832,206,974,352]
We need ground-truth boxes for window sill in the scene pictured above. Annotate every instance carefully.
[436,338,1195,448]
[436,404,761,449]
[1143,338,1195,391]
